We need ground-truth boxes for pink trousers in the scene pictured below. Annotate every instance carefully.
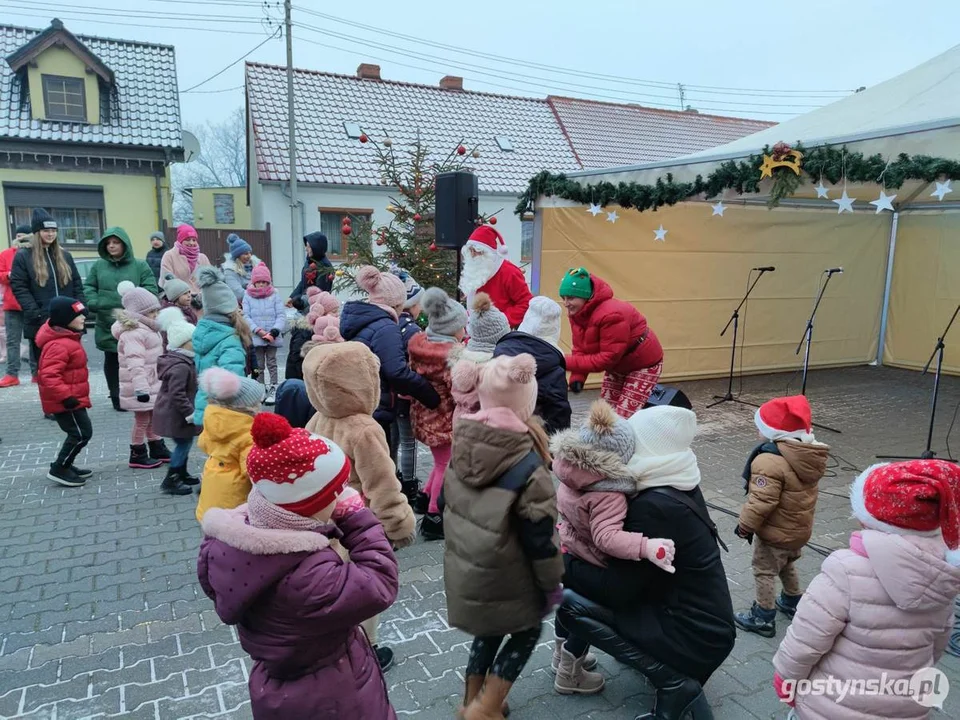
[424,444,452,514]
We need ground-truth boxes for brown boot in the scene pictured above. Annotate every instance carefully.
[457,674,485,718]
[463,674,512,720]
[554,646,605,695]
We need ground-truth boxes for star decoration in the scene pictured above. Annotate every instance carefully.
[606,210,619,223]
[832,190,856,214]
[869,190,896,214]
[587,203,603,216]
[653,225,668,242]
[711,201,726,217]
[759,156,775,179]
[814,181,830,199]
[931,180,953,201]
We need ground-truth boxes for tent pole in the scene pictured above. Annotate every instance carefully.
[530,197,544,294]
[876,210,899,366]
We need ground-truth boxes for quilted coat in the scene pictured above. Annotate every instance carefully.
[494,331,571,434]
[447,345,491,422]
[192,315,247,426]
[145,246,165,281]
[195,405,256,522]
[153,349,200,440]
[242,290,285,348]
[739,440,829,550]
[565,274,663,386]
[303,341,415,545]
[443,409,563,637]
[9,246,85,340]
[0,246,22,311]
[111,310,163,411]
[83,227,159,353]
[283,316,313,381]
[158,246,211,295]
[407,332,458,447]
[36,321,90,415]
[221,254,262,301]
[338,301,439,425]
[289,232,334,311]
[773,530,960,720]
[198,506,398,719]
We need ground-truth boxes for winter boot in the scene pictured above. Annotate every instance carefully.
[419,512,444,541]
[734,602,777,638]
[554,646,605,695]
[464,674,512,720]
[180,467,201,486]
[129,444,162,470]
[775,592,802,618]
[147,439,171,464]
[47,462,85,487]
[161,466,192,496]
[552,637,598,672]
[400,479,422,507]
[412,491,430,515]
[634,677,713,720]
[373,645,394,672]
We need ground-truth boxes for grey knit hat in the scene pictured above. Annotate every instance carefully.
[579,400,636,463]
[421,287,467,336]
[199,368,265,411]
[196,266,238,316]
[466,292,510,353]
[162,273,191,302]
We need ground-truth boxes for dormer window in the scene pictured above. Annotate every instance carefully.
[42,75,86,122]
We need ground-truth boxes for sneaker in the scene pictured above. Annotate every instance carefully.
[734,602,777,638]
[0,375,20,388]
[264,385,277,406]
[47,463,86,487]
[129,444,162,470]
[419,512,444,541]
[374,645,395,672]
[70,466,93,479]
[31,375,39,384]
[775,592,802,618]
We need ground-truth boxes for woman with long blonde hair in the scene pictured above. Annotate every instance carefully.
[9,209,85,387]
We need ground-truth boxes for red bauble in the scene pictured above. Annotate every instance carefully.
[413,213,422,222]
[429,242,438,251]
[359,133,369,143]
[376,237,385,246]
[457,145,466,155]
[489,216,497,225]
[341,225,352,236]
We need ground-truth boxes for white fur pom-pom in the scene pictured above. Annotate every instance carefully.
[117,280,135,297]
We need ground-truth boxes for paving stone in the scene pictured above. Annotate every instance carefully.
[21,672,92,714]
[124,675,187,712]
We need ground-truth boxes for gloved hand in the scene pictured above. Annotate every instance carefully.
[773,672,795,707]
[269,328,282,340]
[569,381,584,394]
[136,393,150,403]
[640,537,676,573]
[542,585,563,618]
[62,396,80,410]
[734,524,754,544]
[332,487,366,520]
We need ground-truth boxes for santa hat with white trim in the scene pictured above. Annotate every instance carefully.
[851,459,960,565]
[754,395,815,443]
[246,413,352,517]
[465,225,510,258]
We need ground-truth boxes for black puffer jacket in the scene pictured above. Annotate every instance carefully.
[284,315,314,381]
[289,232,334,311]
[339,301,439,424]
[10,246,85,339]
[398,310,422,354]
[145,246,165,281]
[494,331,571,434]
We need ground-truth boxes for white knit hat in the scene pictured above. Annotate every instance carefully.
[518,296,562,347]
[628,405,698,457]
[157,307,195,349]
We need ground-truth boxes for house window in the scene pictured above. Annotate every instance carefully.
[521,219,534,261]
[319,208,372,258]
[213,193,235,224]
[42,75,86,122]
[9,206,103,247]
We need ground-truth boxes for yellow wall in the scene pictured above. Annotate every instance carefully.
[540,203,890,382]
[883,211,960,374]
[192,187,251,230]
[28,46,100,124]
[0,168,173,258]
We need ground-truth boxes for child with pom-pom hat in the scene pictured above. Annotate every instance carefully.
[198,412,399,719]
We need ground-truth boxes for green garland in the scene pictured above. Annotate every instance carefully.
[515,144,960,215]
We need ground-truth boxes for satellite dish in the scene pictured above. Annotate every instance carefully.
[181,130,201,163]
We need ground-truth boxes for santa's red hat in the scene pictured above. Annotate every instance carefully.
[754,395,814,442]
[466,225,510,258]
[246,413,352,517]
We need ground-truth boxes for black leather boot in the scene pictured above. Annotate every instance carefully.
[161,466,192,496]
[147,439,171,463]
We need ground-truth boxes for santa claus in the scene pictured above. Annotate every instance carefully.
[459,225,532,328]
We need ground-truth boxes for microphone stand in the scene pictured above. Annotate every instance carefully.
[708,269,768,409]
[877,304,959,462]
[795,271,841,434]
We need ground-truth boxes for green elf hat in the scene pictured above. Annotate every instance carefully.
[559,267,593,299]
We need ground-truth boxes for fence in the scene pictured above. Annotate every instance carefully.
[163,222,272,268]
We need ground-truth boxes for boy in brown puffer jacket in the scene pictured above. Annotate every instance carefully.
[734,395,829,638]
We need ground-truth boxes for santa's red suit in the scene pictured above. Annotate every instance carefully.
[459,225,532,328]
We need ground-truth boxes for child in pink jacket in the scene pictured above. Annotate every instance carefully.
[552,400,675,571]
[773,459,960,720]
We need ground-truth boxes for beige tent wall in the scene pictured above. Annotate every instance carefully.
[540,204,890,382]
[883,210,960,374]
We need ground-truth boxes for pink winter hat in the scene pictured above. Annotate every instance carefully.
[306,288,340,323]
[176,224,198,243]
[356,265,406,310]
[117,280,160,315]
[312,315,342,344]
[251,263,272,285]
[476,353,538,422]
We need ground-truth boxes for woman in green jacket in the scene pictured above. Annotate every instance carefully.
[83,227,159,411]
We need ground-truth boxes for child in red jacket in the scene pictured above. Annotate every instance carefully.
[37,296,93,487]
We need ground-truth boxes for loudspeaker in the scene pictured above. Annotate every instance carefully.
[435,171,479,249]
[643,385,693,410]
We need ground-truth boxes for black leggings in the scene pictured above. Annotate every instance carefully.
[377,417,399,469]
[54,409,93,467]
[103,351,120,401]
[466,625,541,683]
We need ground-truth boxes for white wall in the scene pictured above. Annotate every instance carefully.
[260,182,527,299]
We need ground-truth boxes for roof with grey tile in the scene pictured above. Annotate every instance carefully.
[246,63,582,192]
[0,21,182,150]
[548,96,775,168]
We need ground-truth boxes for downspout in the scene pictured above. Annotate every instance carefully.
[155,171,164,233]
[876,210,899,366]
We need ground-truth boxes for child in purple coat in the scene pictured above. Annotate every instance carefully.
[198,413,399,720]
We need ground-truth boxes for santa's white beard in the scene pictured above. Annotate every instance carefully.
[459,248,503,295]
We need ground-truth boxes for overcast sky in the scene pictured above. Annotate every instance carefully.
[5,0,960,129]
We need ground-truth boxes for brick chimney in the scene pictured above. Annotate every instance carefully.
[439,75,463,91]
[357,63,381,80]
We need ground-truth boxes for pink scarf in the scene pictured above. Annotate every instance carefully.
[176,240,200,272]
[850,530,868,558]
[246,284,275,300]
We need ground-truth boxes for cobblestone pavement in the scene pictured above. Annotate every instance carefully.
[1,335,959,719]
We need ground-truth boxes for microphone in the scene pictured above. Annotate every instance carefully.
[826,267,843,275]
[752,266,775,272]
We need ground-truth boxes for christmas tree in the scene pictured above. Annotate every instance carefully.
[333,132,495,299]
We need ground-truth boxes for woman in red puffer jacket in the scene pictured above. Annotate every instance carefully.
[559,268,664,419]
